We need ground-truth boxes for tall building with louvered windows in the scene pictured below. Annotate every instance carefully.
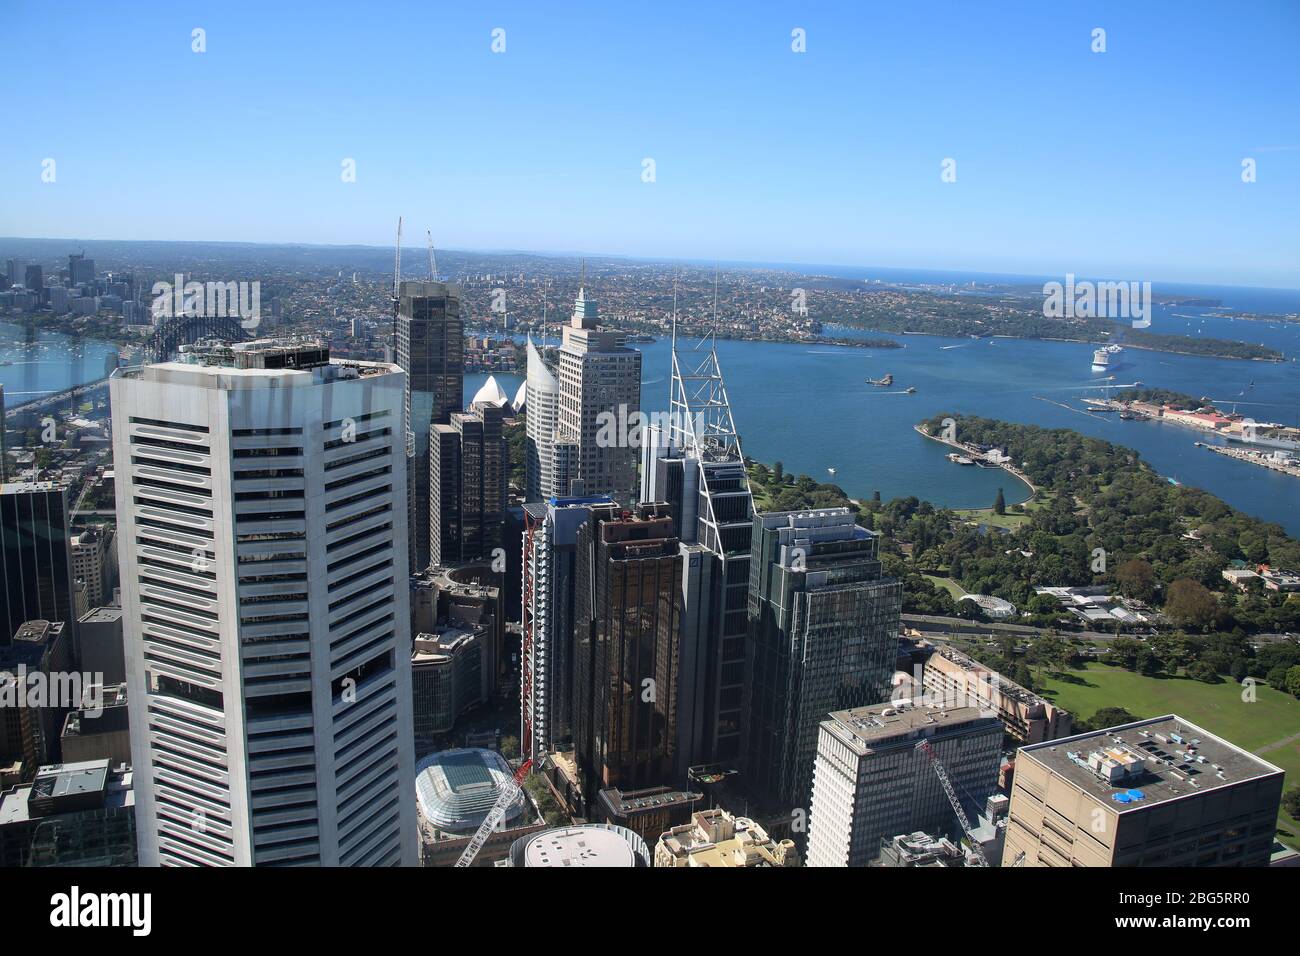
[110,339,416,866]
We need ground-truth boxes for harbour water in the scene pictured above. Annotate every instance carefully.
[6,295,1298,537]
[0,323,119,404]
[470,297,1300,536]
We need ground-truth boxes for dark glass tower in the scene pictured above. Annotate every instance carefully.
[574,503,683,801]
[0,482,76,649]
[743,507,902,811]
[395,281,464,572]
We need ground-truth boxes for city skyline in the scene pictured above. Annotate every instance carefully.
[3,2,1298,287]
[2,0,1298,902]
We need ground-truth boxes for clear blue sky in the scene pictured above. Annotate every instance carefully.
[3,0,1298,287]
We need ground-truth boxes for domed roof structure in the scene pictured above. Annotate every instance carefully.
[414,748,529,834]
[512,380,528,414]
[507,824,650,867]
[470,374,509,408]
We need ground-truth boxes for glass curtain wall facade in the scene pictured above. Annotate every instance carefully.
[743,508,902,811]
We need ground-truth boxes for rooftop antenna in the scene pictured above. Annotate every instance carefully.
[391,216,403,340]
[709,262,719,350]
[671,269,679,352]
[392,216,403,301]
[426,229,438,281]
[669,269,679,409]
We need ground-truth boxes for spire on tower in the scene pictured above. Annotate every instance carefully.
[571,258,597,327]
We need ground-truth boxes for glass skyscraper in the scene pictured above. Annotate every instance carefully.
[0,481,76,648]
[574,503,683,801]
[743,508,902,812]
[395,280,464,572]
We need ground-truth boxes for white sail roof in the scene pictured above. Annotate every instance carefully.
[512,380,528,414]
[526,337,558,395]
[471,374,509,407]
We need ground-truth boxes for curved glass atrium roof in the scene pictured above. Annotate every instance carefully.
[415,748,529,835]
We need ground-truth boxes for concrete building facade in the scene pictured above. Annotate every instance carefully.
[555,285,641,506]
[654,807,799,867]
[1002,715,1285,867]
[806,700,1002,867]
[428,402,505,568]
[110,339,417,866]
[922,644,1073,744]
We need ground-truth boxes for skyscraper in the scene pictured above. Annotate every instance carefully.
[523,337,566,502]
[744,508,902,811]
[0,384,7,482]
[805,700,1002,867]
[429,400,506,568]
[555,281,641,505]
[520,494,612,765]
[574,502,683,800]
[641,335,755,769]
[110,338,417,866]
[395,280,464,572]
[23,265,43,300]
[1,620,74,770]
[68,253,95,287]
[0,481,77,650]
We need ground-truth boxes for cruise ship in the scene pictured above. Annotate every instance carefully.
[1091,344,1122,372]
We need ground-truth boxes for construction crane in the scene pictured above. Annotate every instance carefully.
[454,758,533,868]
[426,229,438,281]
[915,738,989,867]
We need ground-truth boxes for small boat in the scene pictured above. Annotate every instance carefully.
[947,453,976,465]
[905,386,916,394]
[867,373,893,386]
[827,467,837,475]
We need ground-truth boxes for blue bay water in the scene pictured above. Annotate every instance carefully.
[6,295,1298,537]
[0,322,119,403]
[470,296,1300,536]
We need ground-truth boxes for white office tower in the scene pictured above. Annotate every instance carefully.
[806,700,1001,867]
[110,339,417,866]
[523,337,562,502]
[555,281,641,506]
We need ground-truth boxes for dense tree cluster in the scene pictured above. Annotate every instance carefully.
[746,415,1300,692]
[828,293,1281,361]
[1115,387,1206,410]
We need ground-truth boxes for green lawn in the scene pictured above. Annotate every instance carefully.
[923,573,966,599]
[953,508,1031,530]
[1035,662,1300,851]
[953,492,1055,530]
